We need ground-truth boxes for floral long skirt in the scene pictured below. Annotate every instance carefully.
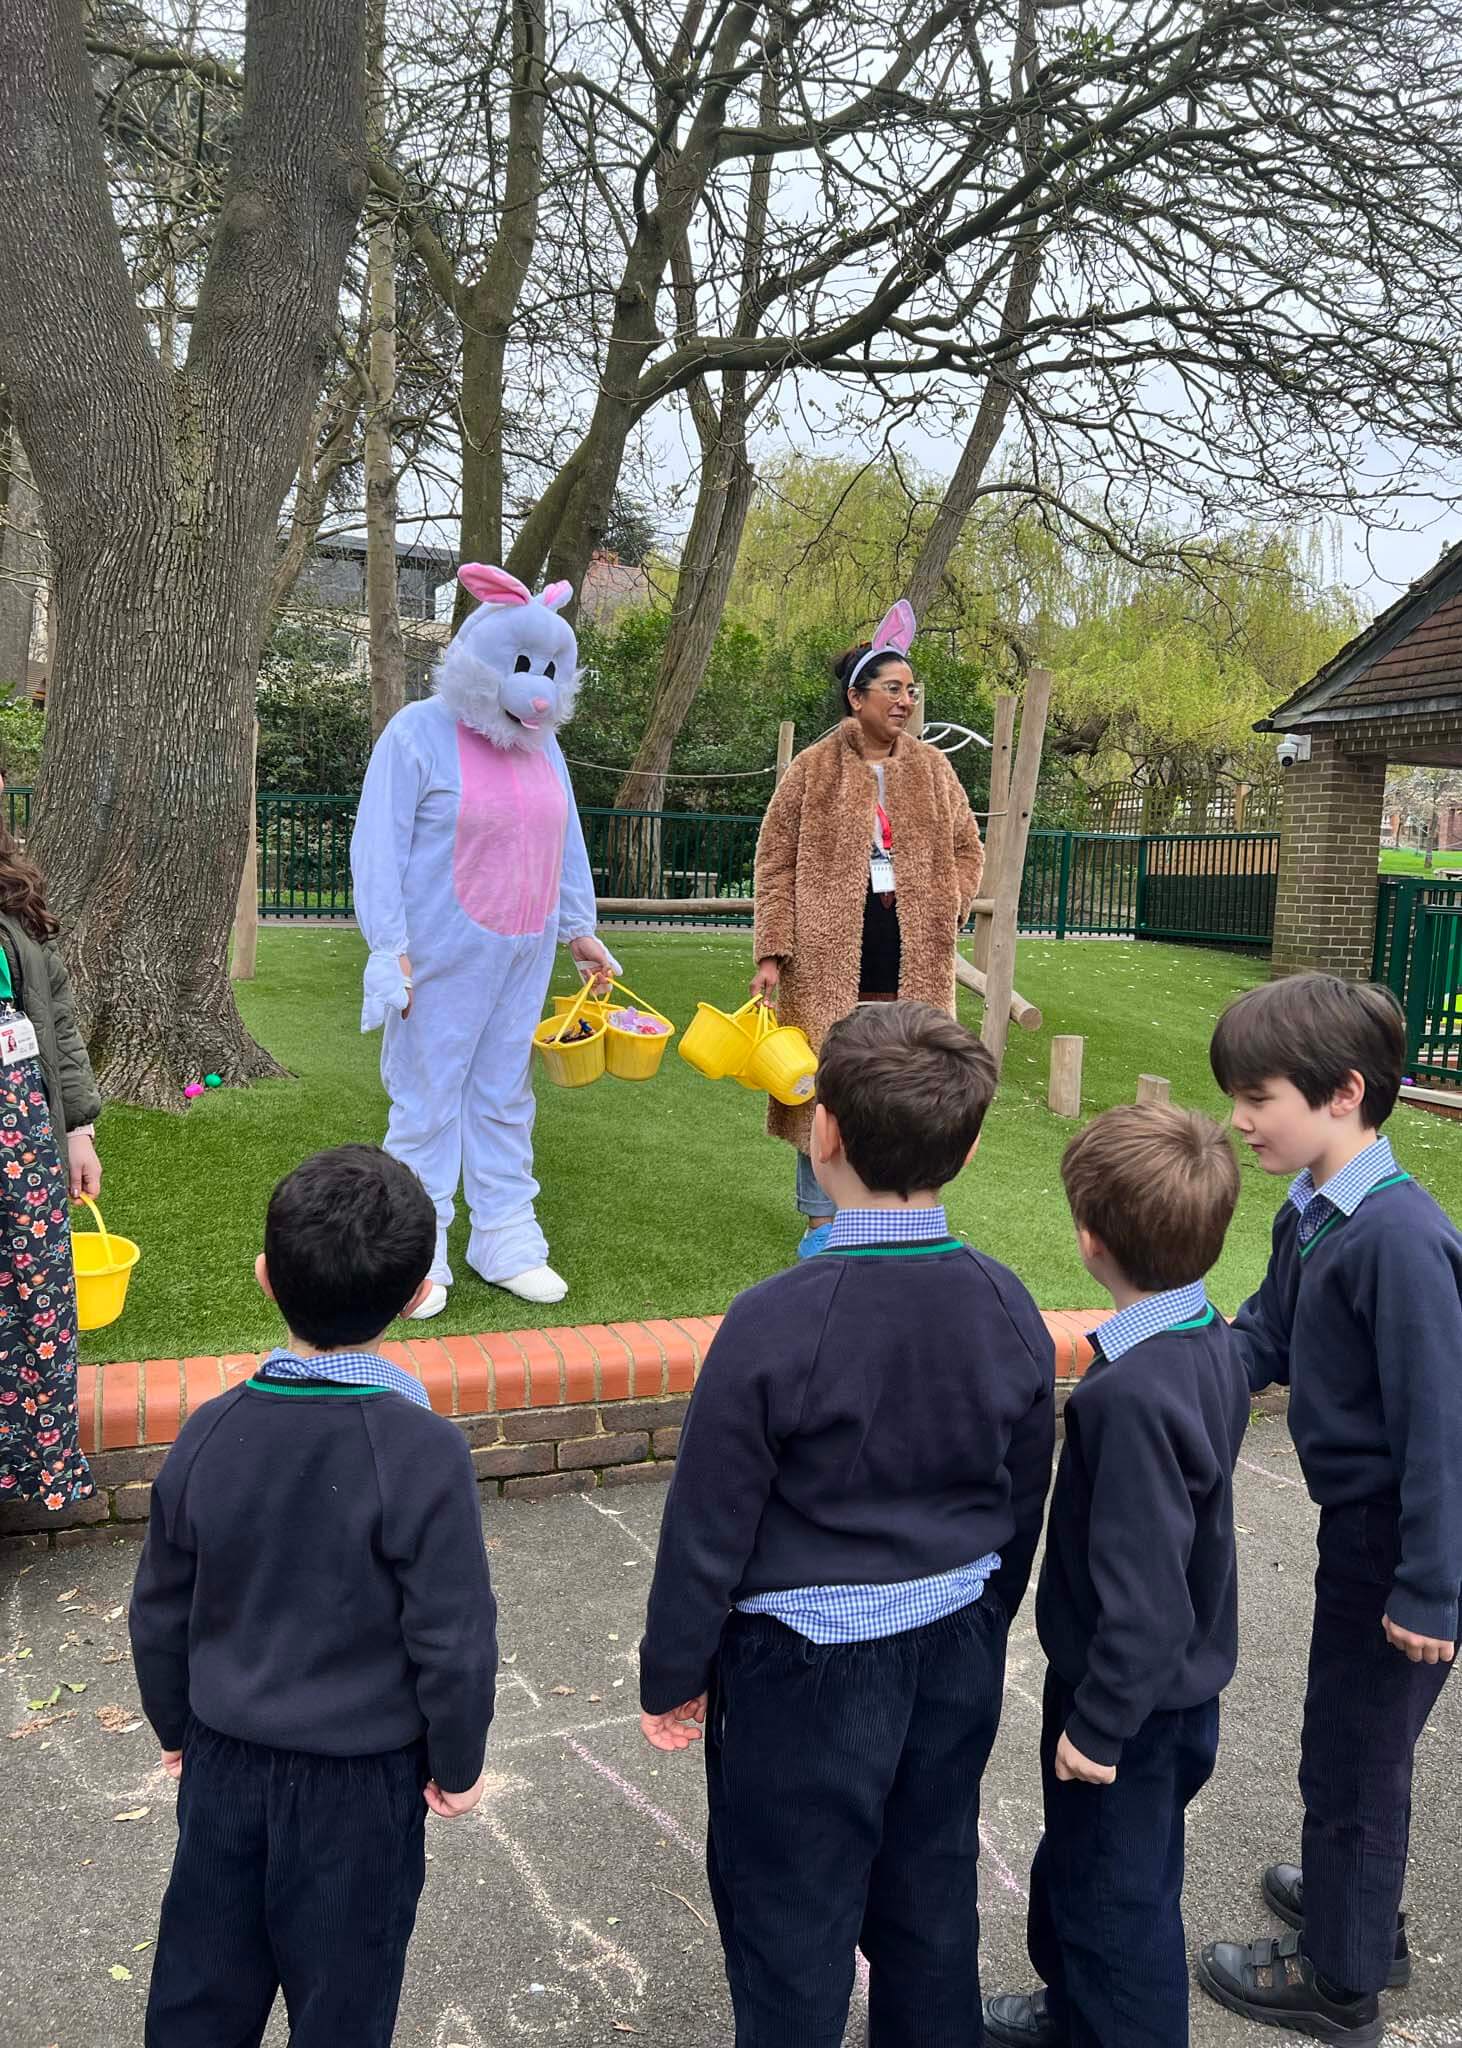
[0,1038,91,1509]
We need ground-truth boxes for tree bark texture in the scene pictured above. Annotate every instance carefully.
[0,0,369,1103]
[364,0,405,740]
[452,0,548,626]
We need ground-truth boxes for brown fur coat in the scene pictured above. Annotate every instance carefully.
[753,719,985,1149]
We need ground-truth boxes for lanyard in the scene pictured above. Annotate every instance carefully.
[874,801,893,853]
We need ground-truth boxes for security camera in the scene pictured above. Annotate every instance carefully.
[1275,732,1311,768]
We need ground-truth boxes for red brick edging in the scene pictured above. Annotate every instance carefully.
[0,1313,1105,1549]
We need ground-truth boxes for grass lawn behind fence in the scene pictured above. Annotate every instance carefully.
[80,928,1462,1364]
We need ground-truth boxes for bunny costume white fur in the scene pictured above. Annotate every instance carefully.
[350,564,617,1306]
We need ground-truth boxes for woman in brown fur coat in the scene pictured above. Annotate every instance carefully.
[751,605,985,1249]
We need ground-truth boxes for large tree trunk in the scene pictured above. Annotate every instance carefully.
[451,0,548,627]
[905,0,1042,624]
[612,400,755,820]
[364,0,405,738]
[0,0,369,1104]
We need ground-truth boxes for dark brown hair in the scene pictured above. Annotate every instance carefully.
[831,643,912,717]
[1209,973,1405,1129]
[815,999,997,1196]
[0,820,58,942]
[1061,1104,1240,1292]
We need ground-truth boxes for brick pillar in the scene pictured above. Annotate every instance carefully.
[1271,735,1386,979]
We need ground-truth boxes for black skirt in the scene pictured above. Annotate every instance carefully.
[859,883,901,998]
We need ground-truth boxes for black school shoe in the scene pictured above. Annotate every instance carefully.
[1262,1862,1411,1989]
[1197,1931,1382,2044]
[983,1989,1065,2047]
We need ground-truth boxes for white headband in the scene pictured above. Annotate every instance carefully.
[846,599,917,692]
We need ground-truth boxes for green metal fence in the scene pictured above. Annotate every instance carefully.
[1372,875,1462,1084]
[247,802,1288,943]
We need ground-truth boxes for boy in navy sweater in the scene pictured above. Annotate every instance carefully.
[130,1145,498,2048]
[1199,975,1462,2045]
[985,1103,1248,2048]
[638,1000,1055,2048]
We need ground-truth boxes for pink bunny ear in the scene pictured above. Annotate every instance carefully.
[871,598,916,654]
[538,580,574,612]
[457,563,532,606]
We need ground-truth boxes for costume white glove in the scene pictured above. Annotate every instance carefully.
[362,948,411,1033]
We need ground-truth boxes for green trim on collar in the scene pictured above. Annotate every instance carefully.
[245,1377,390,1398]
[1168,1304,1217,1332]
[1298,1172,1411,1259]
[822,1238,963,1259]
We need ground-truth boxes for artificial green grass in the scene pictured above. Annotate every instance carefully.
[81,928,1462,1363]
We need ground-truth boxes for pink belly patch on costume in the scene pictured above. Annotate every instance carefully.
[453,727,568,935]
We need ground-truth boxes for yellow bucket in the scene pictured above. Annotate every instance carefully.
[71,1196,140,1332]
[746,1022,819,1106]
[533,980,607,1088]
[600,979,676,1083]
[734,998,776,1087]
[679,995,766,1081]
[552,992,610,1026]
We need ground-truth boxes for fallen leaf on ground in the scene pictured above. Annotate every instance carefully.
[112,1807,150,1823]
[105,1605,124,1622]
[96,1705,143,1734]
[56,1587,79,1602]
[27,1687,61,1711]
[99,1649,128,1664]
[15,1646,32,1660]
[549,1684,576,1697]
[6,1708,76,1738]
[108,1963,133,1982]
[132,1939,153,1952]
[588,1693,603,1703]
[612,2022,641,2034]
[63,1681,86,1694]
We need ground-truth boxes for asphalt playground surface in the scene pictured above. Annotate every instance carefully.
[4,1421,1461,2048]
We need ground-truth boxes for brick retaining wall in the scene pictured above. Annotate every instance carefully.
[1,1312,1120,1548]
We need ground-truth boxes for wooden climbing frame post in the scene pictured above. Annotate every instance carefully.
[981,667,1052,1069]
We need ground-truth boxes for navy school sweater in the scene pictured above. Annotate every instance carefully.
[638,1238,1056,1715]
[1233,1172,1462,1641]
[128,1378,498,1793]
[1035,1309,1250,1766]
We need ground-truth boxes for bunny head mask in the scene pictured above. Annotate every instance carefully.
[434,564,581,752]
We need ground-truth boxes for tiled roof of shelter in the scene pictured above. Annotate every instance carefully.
[1265,540,1462,730]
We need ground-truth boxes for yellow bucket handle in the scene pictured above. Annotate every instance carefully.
[73,1194,115,1266]
[602,977,673,1029]
[546,976,600,1045]
[734,995,774,1040]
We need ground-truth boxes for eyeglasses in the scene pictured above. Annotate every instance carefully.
[869,681,920,703]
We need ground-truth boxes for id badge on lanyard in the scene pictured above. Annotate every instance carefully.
[0,1014,39,1065]
[870,800,895,895]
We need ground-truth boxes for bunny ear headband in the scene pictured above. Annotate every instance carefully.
[847,599,917,688]
[457,563,574,613]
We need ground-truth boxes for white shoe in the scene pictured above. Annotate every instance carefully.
[406,1283,449,1321]
[495,1264,568,1305]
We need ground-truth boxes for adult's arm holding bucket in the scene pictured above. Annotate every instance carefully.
[45,936,101,1134]
[551,739,620,990]
[350,717,426,1031]
[752,750,806,969]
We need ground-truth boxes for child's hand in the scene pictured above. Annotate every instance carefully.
[67,1131,101,1200]
[1383,1615,1456,1665]
[641,1697,707,1751]
[160,1749,183,1780]
[424,1773,485,1819]
[1054,1731,1116,1785]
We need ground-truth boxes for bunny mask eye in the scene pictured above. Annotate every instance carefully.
[514,655,531,673]
[544,661,557,680]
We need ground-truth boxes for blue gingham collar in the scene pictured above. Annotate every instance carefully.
[826,1205,952,1250]
[1288,1135,1398,1225]
[256,1346,431,1409]
[1091,1281,1212,1363]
